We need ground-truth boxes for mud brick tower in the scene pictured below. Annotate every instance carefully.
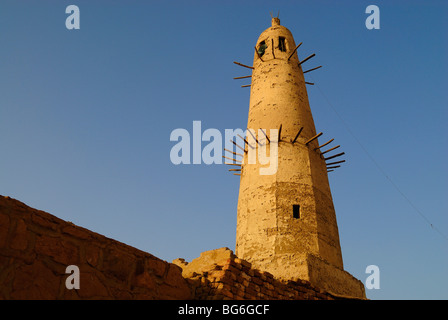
[232,17,365,298]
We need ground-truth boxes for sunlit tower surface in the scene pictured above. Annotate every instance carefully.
[229,16,365,298]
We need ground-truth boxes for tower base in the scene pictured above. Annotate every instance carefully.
[174,248,366,300]
[249,252,366,299]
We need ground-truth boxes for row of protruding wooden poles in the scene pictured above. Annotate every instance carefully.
[224,126,345,175]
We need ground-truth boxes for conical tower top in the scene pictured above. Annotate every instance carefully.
[271,17,280,26]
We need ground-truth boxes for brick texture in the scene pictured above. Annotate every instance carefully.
[0,195,192,300]
[175,248,345,300]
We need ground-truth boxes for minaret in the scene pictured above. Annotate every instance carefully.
[231,17,365,298]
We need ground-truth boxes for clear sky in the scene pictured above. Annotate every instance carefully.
[1,0,447,300]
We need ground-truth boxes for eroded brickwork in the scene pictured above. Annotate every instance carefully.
[175,248,339,300]
[0,195,192,299]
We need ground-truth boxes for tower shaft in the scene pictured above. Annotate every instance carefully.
[236,18,343,281]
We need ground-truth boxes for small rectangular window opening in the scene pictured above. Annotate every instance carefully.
[279,37,286,52]
[293,204,300,219]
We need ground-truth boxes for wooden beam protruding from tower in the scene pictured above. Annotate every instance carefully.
[230,140,246,153]
[326,165,341,170]
[292,127,304,144]
[222,156,242,163]
[224,148,244,157]
[305,82,314,85]
[241,84,251,88]
[233,61,254,69]
[326,160,346,166]
[305,132,323,145]
[259,128,270,143]
[247,129,261,146]
[315,138,334,150]
[233,75,252,80]
[224,162,241,166]
[254,47,264,62]
[324,152,345,161]
[298,53,316,66]
[237,134,255,149]
[321,145,341,155]
[303,65,322,74]
[287,42,303,61]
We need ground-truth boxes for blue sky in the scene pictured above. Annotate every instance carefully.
[1,1,447,300]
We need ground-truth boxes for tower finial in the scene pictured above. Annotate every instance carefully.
[270,11,280,26]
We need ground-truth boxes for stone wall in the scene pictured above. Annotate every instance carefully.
[174,247,343,300]
[0,195,192,299]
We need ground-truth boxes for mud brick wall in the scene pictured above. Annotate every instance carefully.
[0,195,192,300]
[175,248,341,300]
